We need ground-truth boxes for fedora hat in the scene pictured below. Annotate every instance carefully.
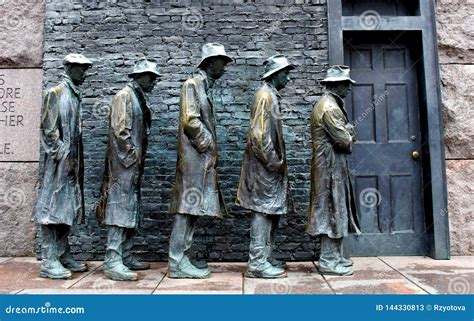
[261,54,295,80]
[128,58,161,78]
[320,65,356,84]
[197,43,233,68]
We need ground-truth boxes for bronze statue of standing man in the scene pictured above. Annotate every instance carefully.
[33,54,92,279]
[96,59,160,281]
[236,55,295,278]
[307,65,361,276]
[169,43,232,279]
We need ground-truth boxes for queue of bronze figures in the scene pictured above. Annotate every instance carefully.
[33,43,361,281]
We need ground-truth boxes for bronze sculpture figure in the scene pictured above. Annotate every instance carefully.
[96,58,160,281]
[168,43,232,279]
[236,54,295,279]
[33,53,92,279]
[306,65,361,276]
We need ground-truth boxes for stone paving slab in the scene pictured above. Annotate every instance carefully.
[0,258,102,292]
[0,289,22,294]
[155,273,242,294]
[320,257,427,294]
[244,262,333,294]
[379,256,474,269]
[379,256,474,294]
[72,263,167,293]
[18,289,152,295]
[1,257,473,295]
[154,263,243,294]
[155,289,240,295]
[208,262,247,274]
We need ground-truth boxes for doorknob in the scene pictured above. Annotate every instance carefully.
[412,150,420,159]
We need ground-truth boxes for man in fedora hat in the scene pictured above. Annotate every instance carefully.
[307,65,361,276]
[169,43,232,279]
[236,54,295,278]
[33,53,92,279]
[96,58,160,281]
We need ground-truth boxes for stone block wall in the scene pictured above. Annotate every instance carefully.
[0,0,44,256]
[436,0,474,255]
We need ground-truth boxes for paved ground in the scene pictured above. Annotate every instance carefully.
[0,256,472,294]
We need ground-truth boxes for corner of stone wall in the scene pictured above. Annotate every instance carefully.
[436,0,474,255]
[0,0,45,256]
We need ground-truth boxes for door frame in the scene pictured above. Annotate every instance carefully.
[328,0,450,259]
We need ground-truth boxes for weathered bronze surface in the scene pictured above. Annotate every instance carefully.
[306,65,361,276]
[236,54,295,279]
[168,43,232,279]
[33,53,92,279]
[96,58,160,281]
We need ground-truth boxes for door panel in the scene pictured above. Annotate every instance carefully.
[344,32,426,255]
[342,0,419,16]
[352,85,376,142]
[355,176,381,234]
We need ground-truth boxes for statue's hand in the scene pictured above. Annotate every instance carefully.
[191,133,213,153]
[65,154,75,174]
[267,158,284,173]
[345,123,357,142]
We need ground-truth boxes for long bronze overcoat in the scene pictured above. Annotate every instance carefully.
[170,70,226,218]
[96,82,152,228]
[33,76,85,226]
[306,92,361,238]
[236,83,293,215]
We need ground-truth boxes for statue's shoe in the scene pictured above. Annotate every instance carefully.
[246,263,287,279]
[340,257,354,267]
[189,258,208,269]
[268,257,287,269]
[168,257,210,279]
[104,265,138,281]
[124,257,150,271]
[60,257,88,273]
[40,261,72,280]
[319,264,353,276]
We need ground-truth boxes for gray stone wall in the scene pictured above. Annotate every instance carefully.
[40,0,327,261]
[0,0,44,256]
[436,0,474,255]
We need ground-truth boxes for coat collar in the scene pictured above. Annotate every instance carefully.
[196,69,212,92]
[63,75,81,98]
[325,90,349,119]
[130,81,147,103]
[128,81,153,131]
[264,81,282,99]
[196,69,217,108]
[129,81,153,116]
[326,90,344,107]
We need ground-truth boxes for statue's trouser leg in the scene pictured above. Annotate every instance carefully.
[339,240,349,261]
[268,215,280,259]
[122,228,150,271]
[319,235,342,269]
[183,216,197,255]
[122,228,135,262]
[104,226,127,269]
[169,214,197,269]
[56,224,71,260]
[248,211,272,271]
[41,224,59,265]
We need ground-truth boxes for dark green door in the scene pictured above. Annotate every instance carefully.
[344,32,427,255]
